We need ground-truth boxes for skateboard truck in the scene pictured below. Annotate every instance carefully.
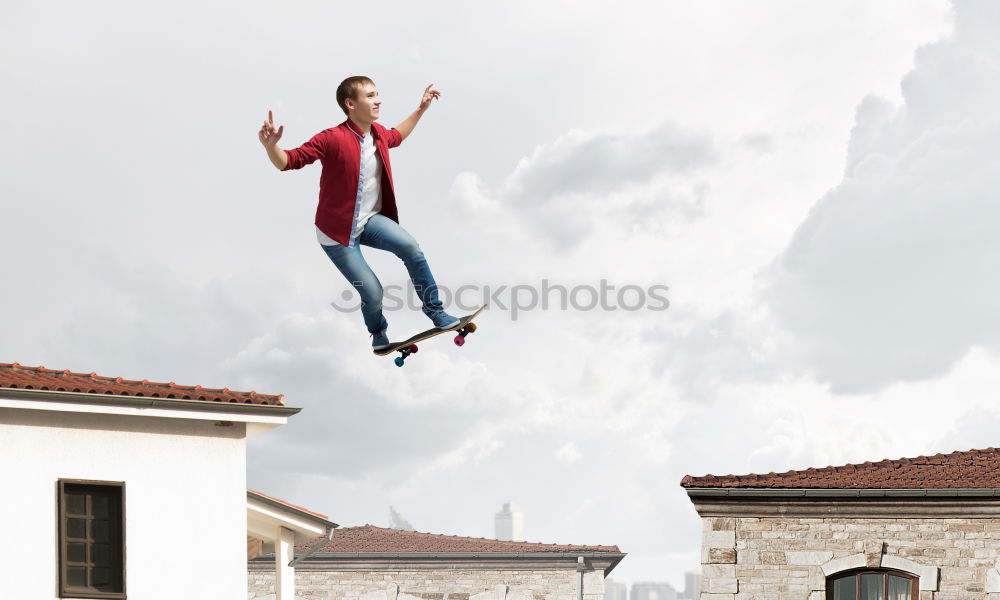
[394,344,419,367]
[453,322,477,347]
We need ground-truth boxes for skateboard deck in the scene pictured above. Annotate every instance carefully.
[375,304,487,366]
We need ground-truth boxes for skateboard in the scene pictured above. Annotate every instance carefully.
[375,305,487,367]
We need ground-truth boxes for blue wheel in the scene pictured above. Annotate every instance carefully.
[394,356,405,367]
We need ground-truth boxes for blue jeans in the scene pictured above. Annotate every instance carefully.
[321,214,446,335]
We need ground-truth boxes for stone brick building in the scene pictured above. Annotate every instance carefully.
[248,524,625,600]
[682,448,1000,600]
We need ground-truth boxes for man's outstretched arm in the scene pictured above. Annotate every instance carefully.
[258,110,288,170]
[395,84,441,143]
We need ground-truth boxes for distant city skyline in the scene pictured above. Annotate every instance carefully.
[630,581,677,600]
[606,572,700,600]
[604,579,627,600]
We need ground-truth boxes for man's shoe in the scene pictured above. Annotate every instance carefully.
[430,312,461,330]
[372,329,391,351]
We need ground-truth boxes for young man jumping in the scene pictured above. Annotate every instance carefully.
[258,77,459,351]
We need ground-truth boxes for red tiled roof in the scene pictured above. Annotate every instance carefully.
[0,362,284,406]
[681,447,1000,489]
[297,525,621,553]
[248,489,330,521]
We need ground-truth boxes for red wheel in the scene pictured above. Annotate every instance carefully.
[409,344,419,354]
[454,335,466,347]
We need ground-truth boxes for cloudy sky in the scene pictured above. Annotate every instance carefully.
[5,0,1000,590]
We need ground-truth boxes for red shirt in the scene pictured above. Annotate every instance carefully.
[283,119,403,246]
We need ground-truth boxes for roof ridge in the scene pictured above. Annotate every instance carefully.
[681,447,1000,490]
[339,524,617,549]
[1,362,284,406]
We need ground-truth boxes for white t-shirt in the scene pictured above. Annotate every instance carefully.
[317,133,383,246]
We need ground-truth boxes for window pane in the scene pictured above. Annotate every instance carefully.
[67,517,87,539]
[66,493,86,515]
[92,495,110,518]
[92,567,112,588]
[861,574,884,600]
[93,519,111,542]
[888,576,911,600]
[834,575,857,600]
[92,543,112,565]
[67,566,87,587]
[67,542,87,563]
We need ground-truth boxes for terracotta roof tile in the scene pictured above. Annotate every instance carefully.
[0,362,283,406]
[681,447,1000,489]
[296,525,620,553]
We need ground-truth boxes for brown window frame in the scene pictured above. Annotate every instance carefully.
[57,479,127,599]
[826,568,918,600]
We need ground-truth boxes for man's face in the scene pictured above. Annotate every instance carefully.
[346,82,381,122]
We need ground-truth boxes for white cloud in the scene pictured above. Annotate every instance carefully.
[448,122,716,252]
[764,0,1000,392]
[555,442,583,464]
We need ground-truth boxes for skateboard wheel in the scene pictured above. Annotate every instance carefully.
[467,322,477,333]
[410,344,419,354]
[454,335,465,347]
[394,357,405,367]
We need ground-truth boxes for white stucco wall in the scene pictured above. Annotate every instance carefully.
[0,405,249,599]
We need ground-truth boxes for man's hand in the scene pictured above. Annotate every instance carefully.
[259,110,288,170]
[397,84,441,142]
[417,84,441,113]
[258,110,284,147]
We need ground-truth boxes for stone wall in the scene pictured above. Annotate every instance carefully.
[247,565,605,600]
[699,515,1000,600]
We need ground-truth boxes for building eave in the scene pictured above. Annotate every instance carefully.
[684,487,1000,498]
[247,491,338,531]
[0,387,301,418]
[249,551,627,575]
[685,487,1000,518]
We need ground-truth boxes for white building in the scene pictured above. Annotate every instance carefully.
[604,578,628,600]
[0,362,330,600]
[680,571,700,600]
[495,502,525,541]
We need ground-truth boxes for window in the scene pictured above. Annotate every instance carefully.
[828,569,917,600]
[58,480,126,599]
